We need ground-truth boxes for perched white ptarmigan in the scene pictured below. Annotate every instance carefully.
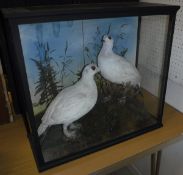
[98,35,141,86]
[38,64,100,138]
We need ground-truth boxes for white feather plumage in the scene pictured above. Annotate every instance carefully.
[38,64,100,138]
[98,35,141,86]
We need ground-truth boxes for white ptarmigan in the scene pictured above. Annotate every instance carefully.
[98,35,141,86]
[37,64,100,138]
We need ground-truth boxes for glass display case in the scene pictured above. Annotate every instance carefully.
[0,2,179,171]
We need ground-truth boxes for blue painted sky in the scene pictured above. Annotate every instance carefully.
[18,16,138,104]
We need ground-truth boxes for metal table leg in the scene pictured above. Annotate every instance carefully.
[151,150,162,175]
[151,153,156,175]
[155,151,162,175]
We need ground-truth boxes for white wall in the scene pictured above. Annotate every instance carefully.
[134,1,183,175]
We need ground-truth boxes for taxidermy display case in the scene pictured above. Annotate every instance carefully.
[0,2,179,171]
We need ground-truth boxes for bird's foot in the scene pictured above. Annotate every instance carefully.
[66,131,77,139]
[64,129,77,139]
[63,124,78,139]
[69,123,81,130]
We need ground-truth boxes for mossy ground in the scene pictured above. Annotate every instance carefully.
[35,77,157,162]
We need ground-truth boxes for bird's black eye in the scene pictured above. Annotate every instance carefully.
[108,36,112,40]
[91,66,96,70]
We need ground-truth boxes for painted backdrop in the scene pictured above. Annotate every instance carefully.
[18,16,138,117]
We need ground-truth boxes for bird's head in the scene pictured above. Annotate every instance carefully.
[82,64,100,77]
[101,35,114,50]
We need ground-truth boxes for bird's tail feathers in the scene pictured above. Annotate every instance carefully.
[37,123,49,136]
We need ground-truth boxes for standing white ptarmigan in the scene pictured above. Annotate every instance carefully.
[38,64,100,138]
[98,35,141,86]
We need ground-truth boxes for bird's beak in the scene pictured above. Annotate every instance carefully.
[101,39,105,42]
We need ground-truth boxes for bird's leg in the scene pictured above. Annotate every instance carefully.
[63,124,76,139]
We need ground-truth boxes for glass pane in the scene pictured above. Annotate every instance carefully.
[18,16,140,162]
[17,14,170,163]
[138,15,169,118]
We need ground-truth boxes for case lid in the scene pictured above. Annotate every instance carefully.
[1,2,180,20]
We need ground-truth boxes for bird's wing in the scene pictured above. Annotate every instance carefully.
[106,54,140,83]
[40,85,76,124]
[112,54,138,74]
[51,91,91,124]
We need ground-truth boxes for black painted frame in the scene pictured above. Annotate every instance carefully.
[0,2,179,171]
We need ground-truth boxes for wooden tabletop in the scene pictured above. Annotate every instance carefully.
[1,104,183,175]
